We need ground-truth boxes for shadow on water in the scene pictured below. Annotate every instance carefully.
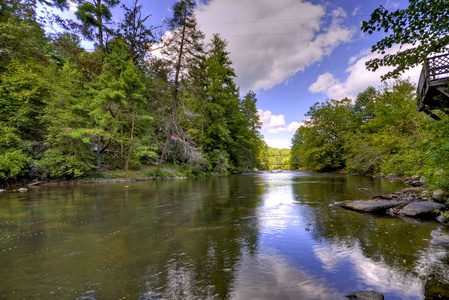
[0,172,448,299]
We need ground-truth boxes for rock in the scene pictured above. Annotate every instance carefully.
[432,189,446,203]
[17,188,28,192]
[340,199,408,213]
[436,214,449,226]
[398,201,445,218]
[345,291,384,300]
[403,175,424,187]
[419,176,426,185]
[430,229,449,247]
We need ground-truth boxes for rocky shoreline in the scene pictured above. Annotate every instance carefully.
[339,176,449,299]
[339,177,449,248]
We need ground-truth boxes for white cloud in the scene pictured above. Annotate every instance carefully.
[287,121,301,133]
[258,109,287,133]
[263,136,292,149]
[308,72,339,94]
[308,45,421,100]
[257,110,301,148]
[195,0,354,92]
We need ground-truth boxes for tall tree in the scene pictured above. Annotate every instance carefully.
[118,0,157,68]
[159,0,205,163]
[362,0,449,80]
[238,90,264,170]
[88,39,155,171]
[74,0,120,50]
[194,34,243,172]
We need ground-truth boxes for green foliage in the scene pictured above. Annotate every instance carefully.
[75,0,120,49]
[0,124,30,179]
[262,148,291,170]
[292,98,353,171]
[292,80,428,175]
[362,0,449,80]
[0,149,30,180]
[0,0,263,181]
[418,116,449,190]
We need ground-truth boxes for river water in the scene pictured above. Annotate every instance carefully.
[1,172,448,299]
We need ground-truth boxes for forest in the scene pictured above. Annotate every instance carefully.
[0,0,275,182]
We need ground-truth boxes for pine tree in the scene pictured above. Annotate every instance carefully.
[74,0,120,50]
[159,0,205,163]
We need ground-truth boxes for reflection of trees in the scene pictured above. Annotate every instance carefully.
[135,175,263,299]
[291,173,449,293]
[0,177,263,299]
[291,174,430,266]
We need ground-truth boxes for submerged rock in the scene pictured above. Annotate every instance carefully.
[430,229,449,247]
[340,199,408,213]
[398,201,445,218]
[345,291,384,300]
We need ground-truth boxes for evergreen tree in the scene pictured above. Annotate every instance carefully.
[196,34,242,172]
[159,0,205,163]
[88,39,155,171]
[74,0,120,50]
[118,0,157,68]
[238,90,264,170]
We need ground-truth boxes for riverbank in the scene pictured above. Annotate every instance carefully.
[0,164,193,188]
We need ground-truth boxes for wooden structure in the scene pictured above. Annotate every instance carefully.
[417,53,449,119]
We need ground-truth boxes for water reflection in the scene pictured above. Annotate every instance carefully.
[233,252,346,300]
[313,241,422,298]
[0,172,448,299]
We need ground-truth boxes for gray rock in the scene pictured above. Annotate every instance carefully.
[340,200,408,213]
[432,189,445,203]
[398,201,445,218]
[431,229,449,247]
[436,214,449,226]
[345,291,384,300]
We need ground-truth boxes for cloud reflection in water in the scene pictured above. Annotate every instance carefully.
[313,242,423,298]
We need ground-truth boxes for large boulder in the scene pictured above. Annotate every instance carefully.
[340,200,408,213]
[398,201,445,218]
[345,291,384,300]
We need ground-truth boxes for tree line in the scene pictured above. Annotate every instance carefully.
[0,0,268,181]
[290,80,449,190]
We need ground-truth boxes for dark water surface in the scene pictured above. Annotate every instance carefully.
[1,172,448,299]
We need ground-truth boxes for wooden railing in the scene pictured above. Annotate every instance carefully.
[417,53,449,111]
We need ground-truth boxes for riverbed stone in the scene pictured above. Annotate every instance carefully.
[432,189,446,203]
[436,214,449,226]
[340,199,408,213]
[430,229,449,247]
[345,291,384,300]
[398,201,445,218]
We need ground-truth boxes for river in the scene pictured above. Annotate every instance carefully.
[0,172,448,299]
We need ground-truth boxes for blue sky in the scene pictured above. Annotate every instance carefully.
[49,0,421,149]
